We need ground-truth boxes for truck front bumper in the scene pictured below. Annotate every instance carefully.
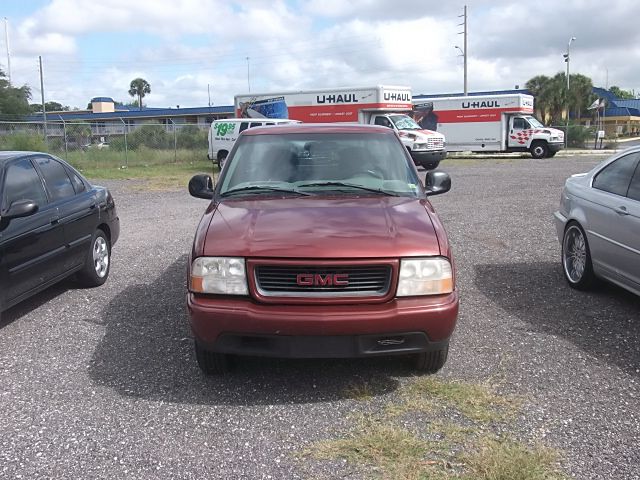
[549,142,564,153]
[410,150,447,169]
[187,291,459,358]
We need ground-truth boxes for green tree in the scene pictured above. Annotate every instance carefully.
[0,68,32,118]
[128,78,151,111]
[30,101,69,113]
[526,72,596,125]
[608,86,635,99]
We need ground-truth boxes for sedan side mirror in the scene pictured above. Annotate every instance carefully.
[188,174,214,200]
[3,199,39,219]
[425,171,451,196]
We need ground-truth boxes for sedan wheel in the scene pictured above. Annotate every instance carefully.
[562,223,595,289]
[77,229,111,287]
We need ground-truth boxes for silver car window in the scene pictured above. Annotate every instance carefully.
[593,152,640,197]
[628,162,640,201]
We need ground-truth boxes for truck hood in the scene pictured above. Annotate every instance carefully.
[202,196,441,258]
[398,129,445,141]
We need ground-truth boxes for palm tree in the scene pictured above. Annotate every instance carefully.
[128,78,151,111]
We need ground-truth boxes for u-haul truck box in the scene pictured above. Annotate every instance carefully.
[235,86,447,170]
[412,93,564,158]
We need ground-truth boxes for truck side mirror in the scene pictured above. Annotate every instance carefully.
[425,171,451,196]
[188,174,214,200]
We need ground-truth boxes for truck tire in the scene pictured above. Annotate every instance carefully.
[530,141,549,159]
[217,151,228,170]
[194,341,230,374]
[414,344,449,374]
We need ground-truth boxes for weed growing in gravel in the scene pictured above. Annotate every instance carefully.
[304,376,566,480]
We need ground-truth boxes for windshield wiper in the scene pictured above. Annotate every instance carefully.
[221,185,311,197]
[296,181,399,196]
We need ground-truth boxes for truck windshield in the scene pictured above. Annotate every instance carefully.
[389,115,421,131]
[219,132,422,198]
[525,116,545,128]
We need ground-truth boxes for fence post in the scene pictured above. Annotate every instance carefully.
[59,115,68,157]
[120,117,128,167]
[171,119,177,163]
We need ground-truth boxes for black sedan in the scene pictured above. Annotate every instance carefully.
[0,151,119,312]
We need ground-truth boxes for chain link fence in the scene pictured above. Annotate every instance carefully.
[0,119,211,169]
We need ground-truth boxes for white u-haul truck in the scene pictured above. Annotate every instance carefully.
[412,93,564,158]
[235,85,447,169]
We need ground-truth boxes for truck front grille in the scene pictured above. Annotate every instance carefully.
[255,264,392,297]
[427,137,444,149]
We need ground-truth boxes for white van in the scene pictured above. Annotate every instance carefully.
[208,118,301,169]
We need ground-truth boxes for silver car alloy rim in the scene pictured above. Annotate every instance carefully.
[533,145,545,157]
[563,225,586,283]
[93,236,109,278]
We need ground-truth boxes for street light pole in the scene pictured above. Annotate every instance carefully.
[564,36,576,148]
[246,56,250,93]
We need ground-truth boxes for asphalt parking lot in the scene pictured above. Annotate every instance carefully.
[1,155,638,479]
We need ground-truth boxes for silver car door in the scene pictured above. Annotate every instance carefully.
[618,163,640,288]
[587,152,639,279]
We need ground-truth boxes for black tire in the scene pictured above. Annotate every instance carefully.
[414,344,449,374]
[530,141,549,159]
[194,341,230,374]
[562,222,596,290]
[217,151,228,170]
[547,151,557,158]
[76,228,110,287]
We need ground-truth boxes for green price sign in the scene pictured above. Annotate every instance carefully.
[215,122,235,136]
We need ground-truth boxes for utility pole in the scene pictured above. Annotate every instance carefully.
[563,36,576,148]
[39,55,47,144]
[4,17,11,83]
[456,6,468,95]
[207,83,211,107]
[246,56,251,92]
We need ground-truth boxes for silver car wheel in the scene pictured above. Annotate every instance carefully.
[563,225,586,283]
[93,236,109,278]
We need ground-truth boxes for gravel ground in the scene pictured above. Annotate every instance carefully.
[0,155,638,479]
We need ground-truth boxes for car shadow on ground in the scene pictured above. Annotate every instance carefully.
[0,283,71,329]
[474,262,640,376]
[88,255,406,406]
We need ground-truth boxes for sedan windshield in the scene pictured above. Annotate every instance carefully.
[219,132,422,197]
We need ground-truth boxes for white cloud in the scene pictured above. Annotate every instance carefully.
[2,0,640,110]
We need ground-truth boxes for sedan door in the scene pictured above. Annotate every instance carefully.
[0,157,65,308]
[616,163,640,289]
[33,156,98,272]
[586,152,640,283]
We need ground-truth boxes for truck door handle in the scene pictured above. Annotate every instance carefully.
[613,206,629,215]
[50,215,60,225]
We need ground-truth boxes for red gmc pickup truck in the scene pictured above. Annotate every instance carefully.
[187,123,458,374]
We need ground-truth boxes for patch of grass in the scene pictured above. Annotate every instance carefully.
[396,377,522,423]
[306,376,565,480]
[462,437,565,480]
[309,419,451,480]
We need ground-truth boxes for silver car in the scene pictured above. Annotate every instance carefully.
[554,148,640,296]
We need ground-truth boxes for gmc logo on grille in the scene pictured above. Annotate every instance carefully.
[296,273,349,287]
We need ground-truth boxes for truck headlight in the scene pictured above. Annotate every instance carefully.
[397,257,453,296]
[190,257,248,295]
[413,143,427,150]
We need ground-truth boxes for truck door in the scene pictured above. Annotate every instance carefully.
[508,117,530,148]
[373,116,393,129]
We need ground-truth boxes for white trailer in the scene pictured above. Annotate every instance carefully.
[235,85,446,169]
[412,93,564,158]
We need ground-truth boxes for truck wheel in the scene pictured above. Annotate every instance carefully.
[530,141,549,159]
[217,151,228,170]
[547,151,557,158]
[194,341,230,374]
[414,344,449,374]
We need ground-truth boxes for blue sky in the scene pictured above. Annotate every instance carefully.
[1,0,638,109]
